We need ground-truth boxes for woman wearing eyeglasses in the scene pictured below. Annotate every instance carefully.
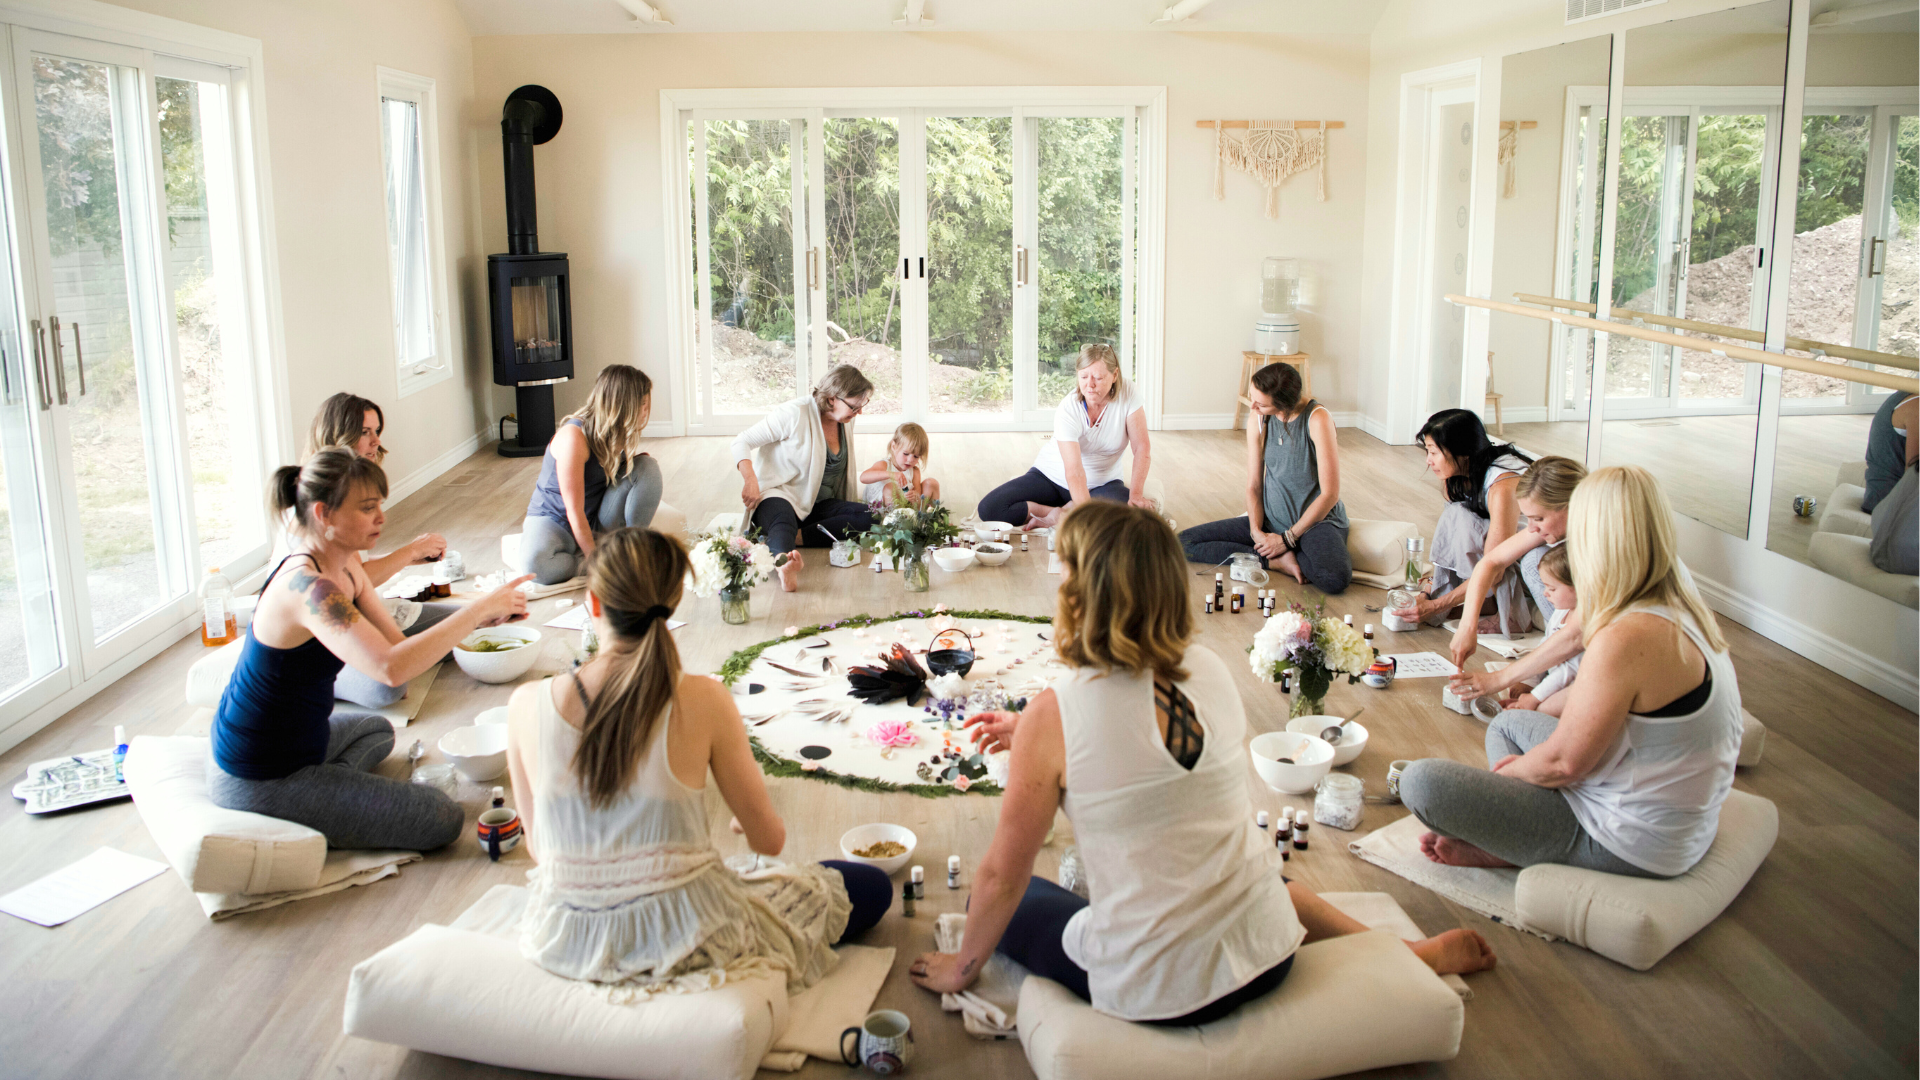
[730,365,880,592]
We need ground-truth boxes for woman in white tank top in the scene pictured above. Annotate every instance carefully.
[504,528,894,997]
[908,502,1496,1022]
[1401,466,1745,879]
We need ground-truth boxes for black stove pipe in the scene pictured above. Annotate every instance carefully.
[502,98,543,256]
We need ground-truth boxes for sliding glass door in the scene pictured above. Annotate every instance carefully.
[682,97,1147,433]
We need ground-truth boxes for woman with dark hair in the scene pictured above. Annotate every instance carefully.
[515,365,666,585]
[912,502,1495,1018]
[504,527,890,990]
[1179,362,1349,593]
[209,449,531,850]
[1393,409,1533,633]
[731,364,880,592]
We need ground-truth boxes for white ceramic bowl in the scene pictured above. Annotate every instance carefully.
[973,541,1012,566]
[932,547,976,573]
[473,706,511,727]
[839,823,918,876]
[439,722,509,781]
[1249,730,1335,794]
[1286,716,1369,767]
[453,624,543,684]
[976,521,1016,543]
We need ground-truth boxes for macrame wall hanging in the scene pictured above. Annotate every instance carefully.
[1208,120,1334,219]
[1497,121,1536,199]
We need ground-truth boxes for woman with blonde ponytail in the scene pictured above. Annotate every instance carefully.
[515,365,666,584]
[1401,467,1744,880]
[505,527,890,990]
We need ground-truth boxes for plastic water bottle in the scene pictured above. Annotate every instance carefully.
[199,567,237,646]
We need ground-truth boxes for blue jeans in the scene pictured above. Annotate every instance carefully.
[977,468,1128,526]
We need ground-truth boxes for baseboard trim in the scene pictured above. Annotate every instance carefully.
[1490,405,1548,424]
[386,429,488,505]
[1692,569,1919,710]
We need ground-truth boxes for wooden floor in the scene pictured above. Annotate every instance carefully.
[1,428,1913,1080]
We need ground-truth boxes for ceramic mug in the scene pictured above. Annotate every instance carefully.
[1385,760,1414,803]
[476,806,522,861]
[841,1009,914,1075]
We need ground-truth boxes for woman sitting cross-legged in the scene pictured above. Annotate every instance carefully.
[504,527,891,990]
[1179,360,1350,593]
[209,450,532,850]
[1393,409,1533,634]
[515,364,666,586]
[731,364,880,592]
[976,344,1154,531]
[1401,466,1744,879]
[910,501,1494,1022]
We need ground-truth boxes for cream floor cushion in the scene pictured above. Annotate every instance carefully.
[1514,788,1779,972]
[124,734,329,896]
[1818,483,1873,538]
[1837,459,1868,488]
[344,883,789,1080]
[1016,929,1463,1080]
[1808,532,1919,609]
[1346,518,1427,590]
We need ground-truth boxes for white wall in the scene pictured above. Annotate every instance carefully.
[104,0,490,493]
[1361,0,1919,707]
[466,31,1373,430]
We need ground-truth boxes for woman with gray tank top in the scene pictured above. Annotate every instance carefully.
[1179,362,1351,593]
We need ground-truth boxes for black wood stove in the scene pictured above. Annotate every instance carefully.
[490,85,571,457]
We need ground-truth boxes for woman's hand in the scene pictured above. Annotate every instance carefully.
[1447,668,1509,699]
[408,533,447,565]
[473,574,534,626]
[964,710,1019,754]
[909,950,981,995]
[740,472,762,509]
[1490,754,1521,774]
[1127,491,1157,511]
[1251,530,1287,560]
[1449,622,1478,671]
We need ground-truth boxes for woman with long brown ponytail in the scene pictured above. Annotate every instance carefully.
[504,527,890,991]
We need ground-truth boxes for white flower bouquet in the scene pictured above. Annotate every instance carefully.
[687,526,785,623]
[1249,601,1375,718]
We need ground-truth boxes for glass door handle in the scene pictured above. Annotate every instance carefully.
[1867,236,1885,278]
[67,322,84,395]
[807,247,819,290]
[30,320,49,409]
[44,317,67,405]
[1015,245,1028,286]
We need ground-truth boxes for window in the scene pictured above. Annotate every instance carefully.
[376,69,448,395]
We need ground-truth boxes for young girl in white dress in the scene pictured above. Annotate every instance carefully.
[858,422,940,507]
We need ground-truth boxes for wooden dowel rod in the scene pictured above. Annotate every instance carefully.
[1450,294,1920,395]
[1511,292,1920,372]
[1194,120,1345,129]
[1499,120,1538,130]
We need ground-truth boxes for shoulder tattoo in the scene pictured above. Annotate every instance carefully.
[298,573,360,631]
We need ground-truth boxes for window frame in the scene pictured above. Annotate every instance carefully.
[375,66,451,398]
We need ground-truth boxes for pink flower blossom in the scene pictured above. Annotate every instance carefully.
[729,535,752,552]
[866,719,919,749]
[784,626,800,637]
[800,760,820,772]
[952,774,972,792]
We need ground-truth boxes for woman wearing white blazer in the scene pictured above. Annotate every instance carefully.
[731,365,879,591]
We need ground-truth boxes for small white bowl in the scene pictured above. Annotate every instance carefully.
[453,624,543,684]
[976,521,1016,543]
[839,823,918,876]
[1249,731,1335,794]
[932,547,976,573]
[1286,716,1369,767]
[973,541,1012,566]
[439,722,509,781]
[473,706,511,726]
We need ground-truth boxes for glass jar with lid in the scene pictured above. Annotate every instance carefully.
[1313,773,1364,831]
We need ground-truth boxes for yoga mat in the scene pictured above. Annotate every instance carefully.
[1347,814,1555,942]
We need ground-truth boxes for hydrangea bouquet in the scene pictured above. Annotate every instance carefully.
[858,495,960,592]
[688,525,784,624]
[1249,602,1375,718]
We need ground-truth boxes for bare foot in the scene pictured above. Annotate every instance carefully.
[1419,831,1516,869]
[1411,928,1498,975]
[1476,615,1511,634]
[778,551,803,593]
[1275,549,1305,585]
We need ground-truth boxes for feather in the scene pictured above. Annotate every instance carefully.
[846,643,932,706]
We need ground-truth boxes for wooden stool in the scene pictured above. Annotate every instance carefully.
[1235,351,1312,430]
[1484,352,1503,436]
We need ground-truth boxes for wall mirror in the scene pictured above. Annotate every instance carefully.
[1598,0,1790,538]
[1764,2,1917,601]
[1491,35,1612,464]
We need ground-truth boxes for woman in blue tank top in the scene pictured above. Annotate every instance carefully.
[513,365,664,584]
[1179,362,1351,593]
[209,449,533,850]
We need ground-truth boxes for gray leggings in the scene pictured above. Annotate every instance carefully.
[518,456,663,584]
[332,601,457,709]
[207,713,464,851]
[1178,515,1352,594]
[1398,710,1667,878]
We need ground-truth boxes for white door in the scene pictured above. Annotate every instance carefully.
[1417,86,1477,419]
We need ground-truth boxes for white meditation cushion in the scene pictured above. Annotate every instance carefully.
[1817,484,1872,538]
[1016,929,1463,1080]
[345,885,788,1080]
[1513,788,1778,972]
[123,735,327,896]
[706,511,745,535]
[1808,532,1919,609]
[1836,460,1868,489]
[185,638,246,711]
[1143,477,1167,516]
[1738,709,1765,768]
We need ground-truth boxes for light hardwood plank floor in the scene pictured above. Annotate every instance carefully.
[1,429,1912,1080]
